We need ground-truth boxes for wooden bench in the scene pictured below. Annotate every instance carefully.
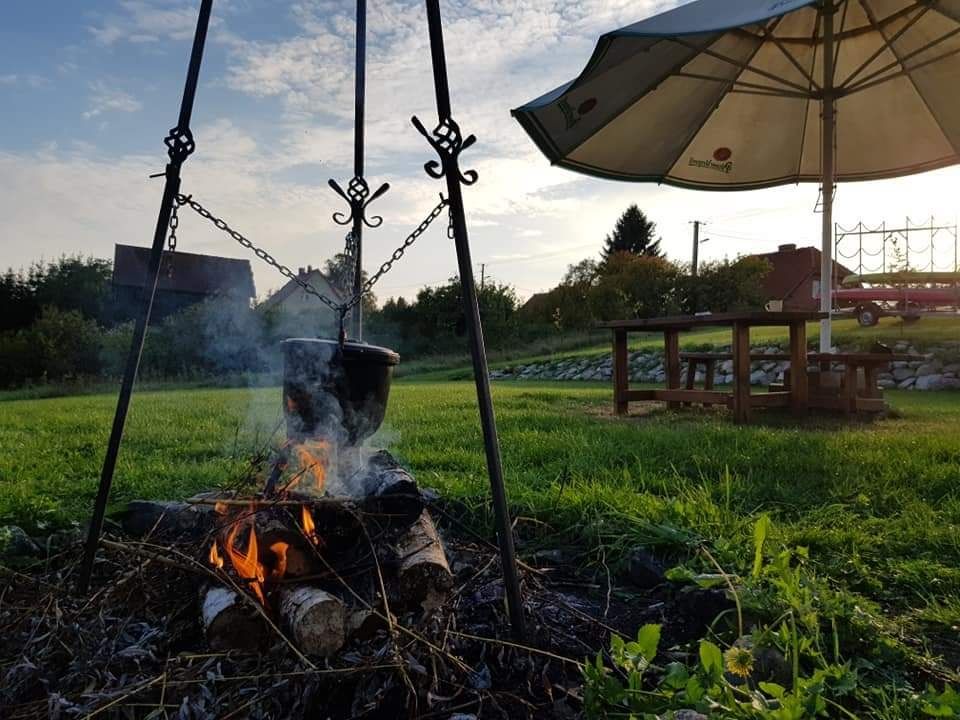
[763,352,925,413]
[679,352,791,401]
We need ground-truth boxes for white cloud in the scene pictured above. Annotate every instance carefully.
[89,0,204,46]
[0,73,49,88]
[82,80,143,119]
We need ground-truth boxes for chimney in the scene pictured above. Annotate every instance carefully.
[307,265,313,273]
[298,267,305,276]
[778,243,797,252]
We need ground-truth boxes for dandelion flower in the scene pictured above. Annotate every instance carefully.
[724,645,754,678]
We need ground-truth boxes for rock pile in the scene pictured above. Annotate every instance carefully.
[490,340,960,391]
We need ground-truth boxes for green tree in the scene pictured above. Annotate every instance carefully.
[324,252,377,316]
[683,256,771,313]
[601,205,662,262]
[592,252,681,320]
[32,256,113,324]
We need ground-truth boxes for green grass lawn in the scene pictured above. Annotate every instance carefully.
[2,380,960,708]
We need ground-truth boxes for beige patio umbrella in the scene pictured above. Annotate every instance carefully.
[512,0,960,350]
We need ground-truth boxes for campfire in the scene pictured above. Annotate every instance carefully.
[190,441,450,658]
[114,338,452,657]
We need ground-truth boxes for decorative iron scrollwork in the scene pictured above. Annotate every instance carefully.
[328,175,390,228]
[164,126,196,165]
[411,115,478,186]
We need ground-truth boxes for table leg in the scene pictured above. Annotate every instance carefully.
[732,322,751,423]
[665,329,681,410]
[843,363,858,414]
[863,363,881,399]
[788,321,808,417]
[683,359,696,407]
[613,329,628,416]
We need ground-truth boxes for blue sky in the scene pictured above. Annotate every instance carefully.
[2,0,958,301]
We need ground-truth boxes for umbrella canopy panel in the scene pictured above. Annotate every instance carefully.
[513,0,960,190]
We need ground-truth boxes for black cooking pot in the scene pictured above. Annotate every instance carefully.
[282,338,400,446]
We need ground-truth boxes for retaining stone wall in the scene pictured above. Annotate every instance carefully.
[490,340,960,391]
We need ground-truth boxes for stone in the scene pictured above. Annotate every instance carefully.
[675,712,708,720]
[749,369,768,385]
[0,526,41,557]
[878,379,896,389]
[917,360,943,376]
[915,374,945,391]
[898,377,916,389]
[892,366,915,381]
[942,363,960,375]
[627,548,666,589]
[942,378,960,390]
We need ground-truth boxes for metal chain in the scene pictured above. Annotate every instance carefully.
[342,194,449,311]
[175,193,448,313]
[166,202,179,278]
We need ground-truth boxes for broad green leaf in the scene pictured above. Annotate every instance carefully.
[699,640,723,677]
[759,681,786,699]
[665,566,695,583]
[663,662,689,690]
[635,624,661,663]
[685,675,705,702]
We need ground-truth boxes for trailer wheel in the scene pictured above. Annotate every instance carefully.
[857,303,881,327]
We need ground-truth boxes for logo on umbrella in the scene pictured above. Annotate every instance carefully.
[689,147,735,174]
[558,97,598,130]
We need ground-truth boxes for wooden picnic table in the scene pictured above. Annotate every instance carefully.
[599,311,827,423]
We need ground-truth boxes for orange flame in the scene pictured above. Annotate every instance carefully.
[208,541,224,569]
[269,541,289,580]
[301,505,319,546]
[288,439,330,495]
[214,501,229,515]
[223,514,266,605]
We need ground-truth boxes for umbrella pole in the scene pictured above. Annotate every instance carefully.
[820,1,836,352]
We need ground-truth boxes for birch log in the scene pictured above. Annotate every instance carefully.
[200,585,268,651]
[397,510,452,610]
[279,586,345,656]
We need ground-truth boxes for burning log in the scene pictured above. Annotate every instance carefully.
[254,509,319,579]
[279,586,346,656]
[397,510,452,610]
[200,585,268,651]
